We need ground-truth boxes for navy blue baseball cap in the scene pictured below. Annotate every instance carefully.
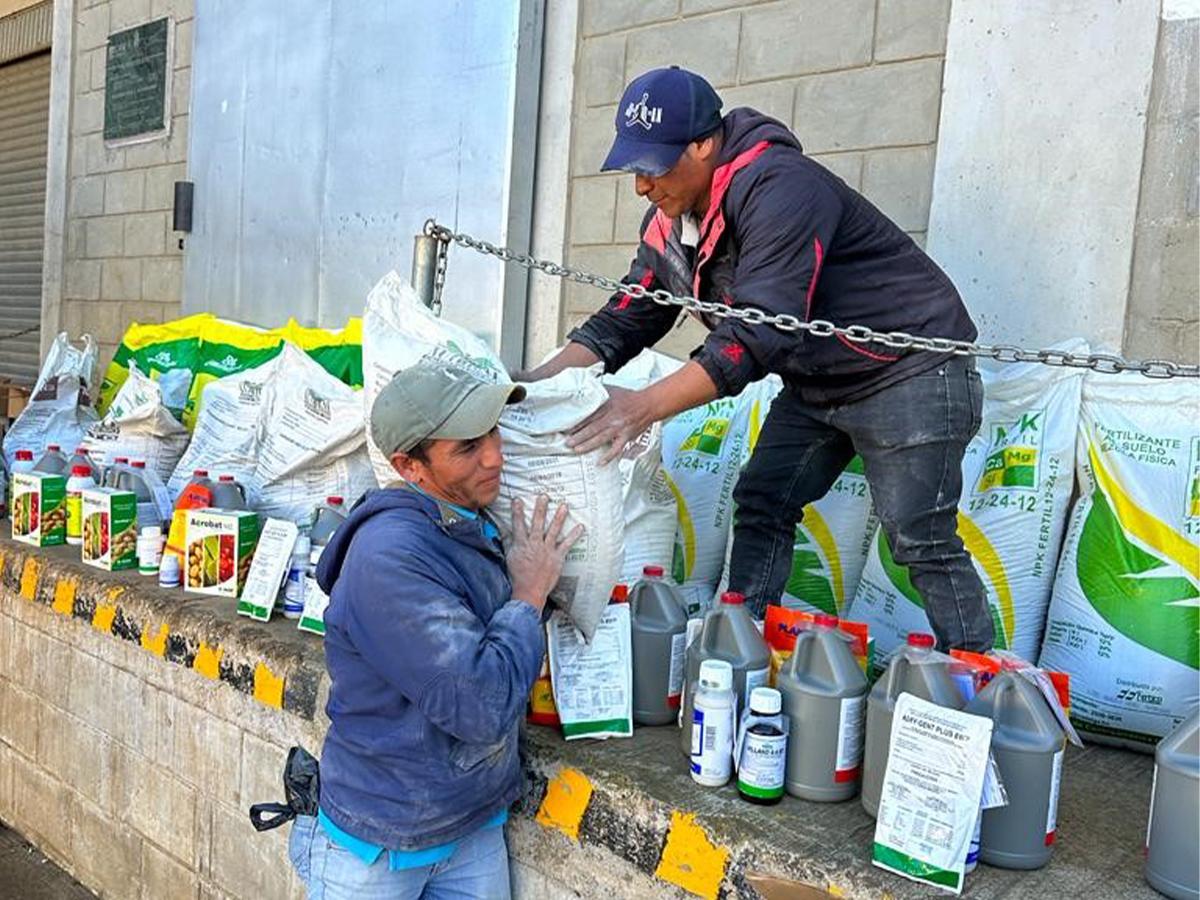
[601,67,723,177]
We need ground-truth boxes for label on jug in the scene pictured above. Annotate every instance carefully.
[1045,747,1064,845]
[737,731,786,799]
[834,695,866,782]
[744,667,769,706]
[690,707,733,782]
[667,632,686,707]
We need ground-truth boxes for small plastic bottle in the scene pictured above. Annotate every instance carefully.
[158,553,181,588]
[736,687,788,805]
[137,526,163,575]
[65,464,96,545]
[283,535,311,619]
[690,659,735,787]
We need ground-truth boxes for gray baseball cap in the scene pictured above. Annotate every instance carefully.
[370,360,526,457]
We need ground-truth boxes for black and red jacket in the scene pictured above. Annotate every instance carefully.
[567,108,978,405]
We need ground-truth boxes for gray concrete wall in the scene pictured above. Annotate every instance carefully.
[1124,14,1199,364]
[560,0,952,360]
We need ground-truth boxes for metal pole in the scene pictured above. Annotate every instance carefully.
[411,233,439,309]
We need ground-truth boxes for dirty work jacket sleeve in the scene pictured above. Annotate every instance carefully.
[567,228,681,374]
[693,165,845,397]
[342,552,545,746]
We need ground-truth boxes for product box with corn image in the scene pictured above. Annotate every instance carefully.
[81,488,138,570]
[11,473,67,546]
[184,509,260,598]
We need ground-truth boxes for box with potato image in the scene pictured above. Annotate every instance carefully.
[11,473,67,547]
[184,509,260,598]
[81,488,138,570]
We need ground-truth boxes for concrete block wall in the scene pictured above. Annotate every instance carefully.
[562,0,950,359]
[59,0,192,367]
[0,584,320,900]
[1125,14,1199,364]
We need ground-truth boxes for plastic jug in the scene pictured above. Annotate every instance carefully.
[104,457,130,488]
[10,449,35,474]
[33,443,69,475]
[679,591,770,757]
[310,495,347,547]
[777,615,869,801]
[967,670,1067,869]
[118,461,157,528]
[630,565,688,726]
[68,447,98,481]
[1145,708,1199,900]
[210,475,247,511]
[861,632,965,817]
[178,470,215,508]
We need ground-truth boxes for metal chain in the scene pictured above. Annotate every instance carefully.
[424,220,1199,379]
[430,233,449,317]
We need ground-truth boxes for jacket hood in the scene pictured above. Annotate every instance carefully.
[315,486,441,593]
[719,107,803,161]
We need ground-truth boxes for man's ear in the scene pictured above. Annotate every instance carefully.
[390,451,422,483]
[695,134,719,162]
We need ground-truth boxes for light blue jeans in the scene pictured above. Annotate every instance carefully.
[288,815,512,899]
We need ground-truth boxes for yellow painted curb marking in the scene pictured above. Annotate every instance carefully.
[141,623,169,657]
[19,557,40,600]
[655,811,729,900]
[52,578,76,616]
[193,642,223,680]
[92,603,117,634]
[535,768,593,842]
[253,662,285,709]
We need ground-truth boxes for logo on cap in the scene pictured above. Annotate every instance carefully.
[624,92,662,131]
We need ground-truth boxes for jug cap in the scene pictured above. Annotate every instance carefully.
[698,659,733,691]
[15,449,32,460]
[219,475,235,482]
[610,584,629,603]
[70,465,92,477]
[907,632,935,648]
[47,443,61,451]
[749,687,781,715]
[114,457,129,463]
[192,469,209,477]
[719,591,746,605]
[73,446,87,454]
[327,495,344,505]
[642,565,664,577]
[813,614,839,629]
[131,460,146,469]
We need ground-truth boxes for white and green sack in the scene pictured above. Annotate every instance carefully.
[850,352,1085,666]
[1037,372,1199,749]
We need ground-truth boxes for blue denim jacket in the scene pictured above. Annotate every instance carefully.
[315,485,543,850]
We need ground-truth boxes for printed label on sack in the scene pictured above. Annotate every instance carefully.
[835,695,866,782]
[1045,747,1064,845]
[737,731,786,798]
[667,631,686,706]
[744,667,769,707]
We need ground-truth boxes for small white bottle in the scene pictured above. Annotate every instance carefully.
[283,535,311,619]
[690,659,736,787]
[137,526,163,575]
[65,464,95,546]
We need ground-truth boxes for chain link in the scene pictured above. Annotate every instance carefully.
[423,220,1200,379]
[430,232,449,316]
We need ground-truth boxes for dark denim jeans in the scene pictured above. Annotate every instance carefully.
[727,356,994,652]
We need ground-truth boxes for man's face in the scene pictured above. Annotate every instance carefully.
[634,137,719,219]
[391,426,505,510]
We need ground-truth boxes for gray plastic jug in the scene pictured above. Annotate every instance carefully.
[679,591,771,756]
[68,448,98,481]
[104,457,130,488]
[777,615,869,801]
[33,444,69,475]
[210,475,247,510]
[119,461,158,528]
[967,670,1067,869]
[310,495,347,546]
[1145,708,1199,900]
[861,632,965,818]
[630,565,688,726]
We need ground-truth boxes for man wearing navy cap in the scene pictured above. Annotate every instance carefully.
[523,67,994,653]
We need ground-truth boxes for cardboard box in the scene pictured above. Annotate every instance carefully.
[10,473,67,546]
[185,508,260,597]
[0,380,31,421]
[81,488,138,570]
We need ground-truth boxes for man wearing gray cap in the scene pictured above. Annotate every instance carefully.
[288,359,582,898]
